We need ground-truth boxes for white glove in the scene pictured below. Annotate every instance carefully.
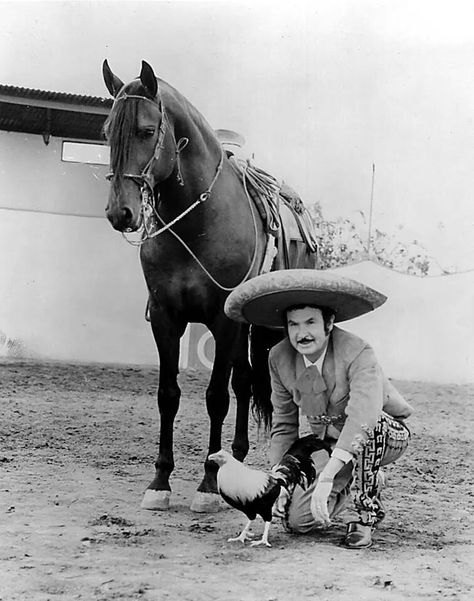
[272,487,290,519]
[310,477,333,526]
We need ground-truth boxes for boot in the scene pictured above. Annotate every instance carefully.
[342,522,373,549]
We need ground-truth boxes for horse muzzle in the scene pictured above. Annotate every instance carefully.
[105,204,141,232]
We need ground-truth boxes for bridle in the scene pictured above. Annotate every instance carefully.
[105,85,260,291]
[106,88,224,246]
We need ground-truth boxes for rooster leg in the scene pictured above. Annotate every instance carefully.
[228,519,255,543]
[250,521,272,548]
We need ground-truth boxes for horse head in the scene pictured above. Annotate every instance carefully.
[102,60,179,232]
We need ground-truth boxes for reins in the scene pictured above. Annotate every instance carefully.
[151,159,260,292]
[106,87,261,292]
[135,147,224,242]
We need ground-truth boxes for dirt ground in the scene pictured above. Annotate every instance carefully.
[1,358,473,601]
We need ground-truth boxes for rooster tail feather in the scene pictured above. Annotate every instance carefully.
[286,434,333,458]
[292,454,316,490]
[274,435,333,490]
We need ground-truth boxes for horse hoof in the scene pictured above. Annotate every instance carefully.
[190,492,221,513]
[141,489,171,510]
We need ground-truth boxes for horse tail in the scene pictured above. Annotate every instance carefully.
[249,325,284,431]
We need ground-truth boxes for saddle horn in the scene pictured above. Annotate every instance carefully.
[140,61,158,99]
[102,60,124,98]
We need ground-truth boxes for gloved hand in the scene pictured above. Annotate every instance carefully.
[272,486,290,519]
[310,477,333,526]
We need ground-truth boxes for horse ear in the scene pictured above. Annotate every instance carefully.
[140,61,158,99]
[102,59,124,98]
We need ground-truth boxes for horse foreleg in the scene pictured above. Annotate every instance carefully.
[141,313,185,511]
[190,319,237,513]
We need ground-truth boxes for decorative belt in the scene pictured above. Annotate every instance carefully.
[307,413,344,425]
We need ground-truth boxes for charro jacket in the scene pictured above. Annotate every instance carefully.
[268,326,413,466]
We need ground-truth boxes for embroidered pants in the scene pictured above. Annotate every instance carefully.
[284,413,410,533]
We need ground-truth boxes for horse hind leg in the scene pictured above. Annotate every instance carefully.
[249,325,282,430]
[230,323,252,462]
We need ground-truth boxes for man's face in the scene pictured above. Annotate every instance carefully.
[286,306,334,362]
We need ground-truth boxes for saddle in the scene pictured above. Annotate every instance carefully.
[229,158,319,270]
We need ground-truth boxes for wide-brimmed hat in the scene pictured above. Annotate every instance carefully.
[224,269,387,328]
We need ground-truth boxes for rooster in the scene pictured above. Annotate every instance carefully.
[208,435,332,547]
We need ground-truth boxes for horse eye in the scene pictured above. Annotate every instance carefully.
[137,128,155,140]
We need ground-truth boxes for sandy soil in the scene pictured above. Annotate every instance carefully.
[1,358,473,601]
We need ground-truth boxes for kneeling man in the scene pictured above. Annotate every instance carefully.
[225,269,413,549]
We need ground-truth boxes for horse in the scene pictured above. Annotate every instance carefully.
[102,60,317,513]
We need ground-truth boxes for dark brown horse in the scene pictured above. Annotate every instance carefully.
[102,60,316,512]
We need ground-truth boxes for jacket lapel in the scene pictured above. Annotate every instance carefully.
[295,352,306,382]
[322,336,337,399]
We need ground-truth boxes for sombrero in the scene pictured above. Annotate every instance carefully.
[224,269,387,328]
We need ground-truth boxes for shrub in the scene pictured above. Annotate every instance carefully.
[309,202,432,276]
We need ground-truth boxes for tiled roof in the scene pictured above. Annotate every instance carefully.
[0,84,113,141]
[0,84,112,109]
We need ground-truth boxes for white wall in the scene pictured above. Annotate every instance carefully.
[0,131,154,364]
[0,131,214,367]
[0,131,108,216]
[0,208,218,367]
[0,208,153,363]
[330,261,474,384]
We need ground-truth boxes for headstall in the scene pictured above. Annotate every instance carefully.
[106,88,223,246]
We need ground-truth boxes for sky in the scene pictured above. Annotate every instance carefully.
[1,0,474,272]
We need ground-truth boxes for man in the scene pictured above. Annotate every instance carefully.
[224,269,413,549]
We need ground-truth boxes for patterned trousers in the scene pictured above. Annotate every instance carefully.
[284,413,410,533]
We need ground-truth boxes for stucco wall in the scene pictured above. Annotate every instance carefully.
[0,131,108,216]
[331,261,474,384]
[0,131,214,368]
[0,208,217,368]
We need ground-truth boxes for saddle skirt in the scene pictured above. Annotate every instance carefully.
[229,157,319,268]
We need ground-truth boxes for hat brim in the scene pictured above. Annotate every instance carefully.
[224,269,387,328]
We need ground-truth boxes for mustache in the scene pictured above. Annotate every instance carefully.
[296,337,315,344]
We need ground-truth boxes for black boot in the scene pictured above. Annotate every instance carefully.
[342,522,373,549]
[374,493,386,526]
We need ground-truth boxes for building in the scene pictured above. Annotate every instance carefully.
[0,84,214,368]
